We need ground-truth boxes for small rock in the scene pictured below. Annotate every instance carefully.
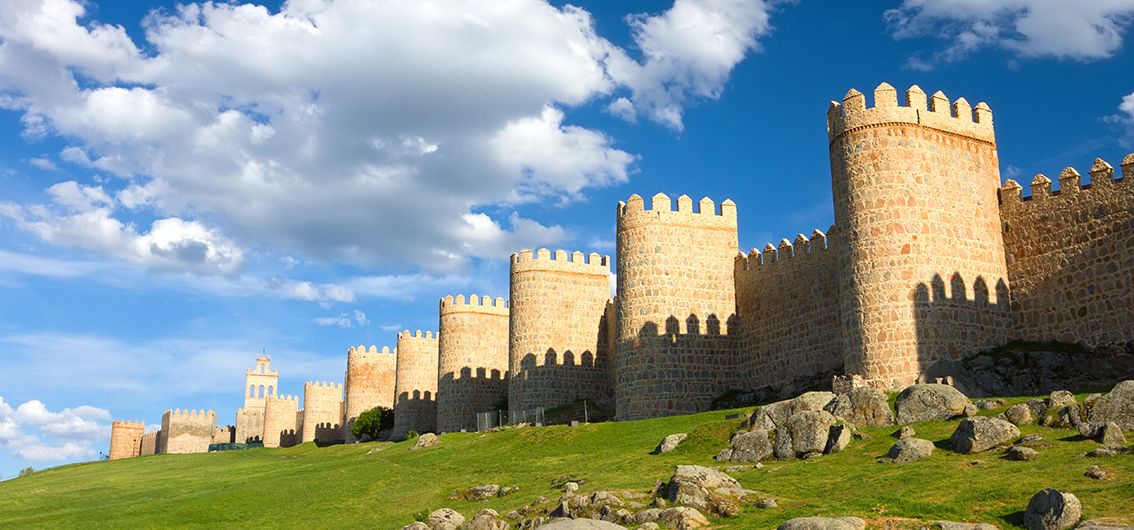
[893,426,916,439]
[590,491,623,509]
[655,433,688,454]
[1086,446,1126,457]
[664,464,745,515]
[895,384,972,424]
[427,508,465,530]
[563,481,579,493]
[534,519,627,530]
[887,437,935,464]
[756,497,778,509]
[412,433,439,450]
[826,387,895,427]
[635,508,662,524]
[468,484,501,501]
[1083,465,1110,481]
[975,399,1004,410]
[1005,404,1033,426]
[639,524,659,530]
[1005,446,1039,461]
[777,516,867,530]
[1087,380,1134,430]
[950,417,1020,454]
[465,509,509,530]
[773,410,838,459]
[1023,489,1081,530]
[659,507,710,529]
[964,403,979,417]
[718,428,772,462]
[1019,434,1046,443]
[402,523,429,530]
[1042,391,1077,428]
[1095,422,1126,446]
[926,522,1000,530]
[1075,520,1134,530]
[825,423,852,454]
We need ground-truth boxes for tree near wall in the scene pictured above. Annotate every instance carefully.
[352,406,394,441]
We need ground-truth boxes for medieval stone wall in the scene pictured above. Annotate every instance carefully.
[509,249,613,414]
[1000,156,1134,347]
[263,394,300,448]
[735,229,845,390]
[391,330,439,438]
[615,194,741,420]
[139,431,158,456]
[235,408,264,443]
[828,83,1014,389]
[342,345,396,442]
[212,425,234,445]
[301,382,343,443]
[109,420,144,460]
[437,295,509,433]
[159,409,215,454]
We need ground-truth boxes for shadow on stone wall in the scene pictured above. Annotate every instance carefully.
[512,346,614,412]
[439,368,508,431]
[394,390,437,435]
[913,272,1014,381]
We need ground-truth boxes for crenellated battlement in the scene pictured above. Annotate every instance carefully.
[735,229,833,271]
[998,155,1132,208]
[165,408,215,418]
[827,83,995,144]
[347,344,395,364]
[510,248,610,276]
[439,293,509,315]
[304,381,343,392]
[112,420,145,428]
[268,394,300,404]
[398,329,438,341]
[617,193,737,228]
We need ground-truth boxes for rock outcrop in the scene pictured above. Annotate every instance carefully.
[777,517,867,530]
[950,417,1019,454]
[1089,381,1134,430]
[895,385,972,424]
[1023,489,1080,530]
[887,438,935,464]
[826,387,894,427]
[654,433,688,454]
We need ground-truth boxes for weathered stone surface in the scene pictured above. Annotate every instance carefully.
[638,523,659,530]
[1005,404,1033,426]
[1096,422,1126,446]
[468,484,501,501]
[774,410,838,458]
[887,437,935,464]
[634,509,662,524]
[535,519,627,530]
[402,522,429,530]
[655,433,688,454]
[925,522,1000,530]
[1083,465,1110,481]
[825,423,852,454]
[893,425,916,439]
[412,433,439,450]
[1005,446,1039,461]
[664,465,744,514]
[1075,520,1134,530]
[590,491,623,510]
[659,507,710,529]
[1023,489,1081,530]
[895,385,972,424]
[827,387,894,427]
[717,429,772,462]
[1042,391,1077,428]
[777,516,867,530]
[951,417,1020,454]
[975,399,1004,410]
[756,497,778,509]
[1090,382,1134,430]
[751,392,836,431]
[427,508,465,530]
[465,509,509,530]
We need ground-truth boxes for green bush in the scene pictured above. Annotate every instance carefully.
[17,467,34,478]
[351,406,393,441]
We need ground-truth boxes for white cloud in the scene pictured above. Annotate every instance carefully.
[1120,91,1134,147]
[1122,92,1134,117]
[0,396,110,463]
[886,0,1134,68]
[608,0,774,130]
[0,0,768,276]
[27,157,58,171]
[314,310,366,328]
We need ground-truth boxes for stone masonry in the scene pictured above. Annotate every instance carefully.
[235,354,278,443]
[263,394,300,448]
[108,420,144,460]
[301,381,343,443]
[342,345,396,443]
[391,330,440,438]
[437,294,510,433]
[159,409,215,454]
[509,249,614,413]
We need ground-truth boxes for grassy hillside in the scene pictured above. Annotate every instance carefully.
[0,396,1131,529]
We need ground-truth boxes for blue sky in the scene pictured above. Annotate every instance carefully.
[1,0,1133,479]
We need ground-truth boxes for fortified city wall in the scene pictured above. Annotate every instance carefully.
[735,229,845,390]
[828,83,1014,388]
[109,420,144,460]
[342,345,396,443]
[1000,156,1134,347]
[212,425,234,445]
[615,194,741,420]
[236,355,277,443]
[263,394,300,448]
[301,382,343,443]
[509,249,613,413]
[391,330,440,438]
[235,408,264,443]
[437,295,510,433]
[139,431,158,456]
[159,409,215,454]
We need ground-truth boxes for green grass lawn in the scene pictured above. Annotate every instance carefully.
[0,395,1131,529]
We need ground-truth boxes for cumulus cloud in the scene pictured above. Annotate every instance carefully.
[1119,91,1134,146]
[0,0,769,276]
[0,396,110,463]
[314,309,368,328]
[886,0,1134,69]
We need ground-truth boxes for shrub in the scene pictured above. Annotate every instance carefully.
[352,406,394,441]
[18,466,34,478]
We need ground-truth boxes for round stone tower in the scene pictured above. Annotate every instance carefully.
[342,344,396,443]
[391,330,439,438]
[614,193,740,421]
[827,83,1012,388]
[508,249,613,414]
[437,294,509,433]
[109,420,144,460]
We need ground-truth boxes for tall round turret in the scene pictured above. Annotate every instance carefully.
[391,330,439,438]
[342,344,396,443]
[827,83,1013,388]
[614,193,740,420]
[437,294,509,433]
[508,249,613,415]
